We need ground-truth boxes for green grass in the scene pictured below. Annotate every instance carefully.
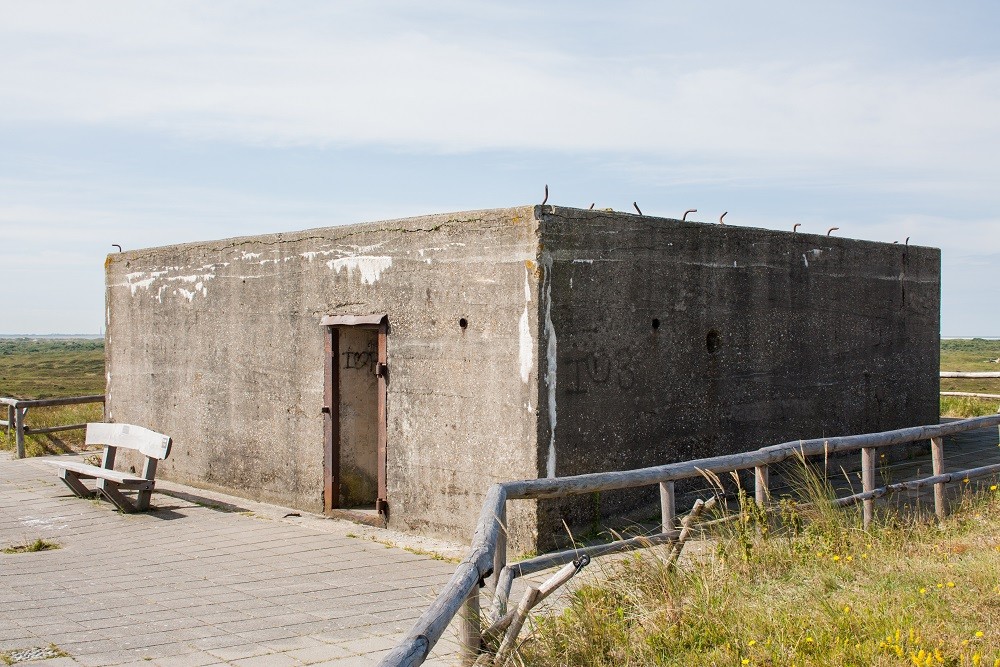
[940,339,1000,418]
[516,481,1000,667]
[0,338,104,398]
[0,338,105,454]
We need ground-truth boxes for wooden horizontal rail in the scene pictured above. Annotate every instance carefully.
[4,394,106,459]
[379,413,1000,667]
[940,371,1000,378]
[0,394,105,408]
[503,415,1000,500]
[941,391,1000,400]
[511,529,681,579]
[24,423,88,435]
[834,462,1000,506]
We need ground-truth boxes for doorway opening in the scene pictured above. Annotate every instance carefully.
[321,314,388,523]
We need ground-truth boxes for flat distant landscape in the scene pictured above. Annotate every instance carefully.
[0,336,997,456]
[0,338,104,398]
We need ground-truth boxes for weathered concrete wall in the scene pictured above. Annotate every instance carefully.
[106,203,940,553]
[105,207,542,548]
[533,206,940,539]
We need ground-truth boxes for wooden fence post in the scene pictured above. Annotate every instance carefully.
[660,481,676,531]
[459,586,481,666]
[861,447,875,528]
[490,502,507,593]
[754,465,769,506]
[930,436,946,521]
[6,404,13,438]
[14,406,25,459]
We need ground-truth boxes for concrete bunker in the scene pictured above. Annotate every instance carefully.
[104,205,941,553]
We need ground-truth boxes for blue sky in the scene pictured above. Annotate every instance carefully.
[1,1,998,335]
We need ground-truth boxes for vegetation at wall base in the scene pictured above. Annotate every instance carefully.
[513,476,1000,667]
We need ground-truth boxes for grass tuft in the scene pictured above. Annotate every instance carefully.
[514,468,1000,667]
[2,538,60,554]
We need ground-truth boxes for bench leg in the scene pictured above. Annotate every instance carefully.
[135,487,153,512]
[59,470,96,499]
[96,479,136,513]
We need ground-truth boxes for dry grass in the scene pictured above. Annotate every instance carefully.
[940,396,1000,419]
[2,538,60,554]
[514,476,1000,667]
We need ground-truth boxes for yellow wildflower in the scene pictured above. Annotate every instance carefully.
[975,631,984,638]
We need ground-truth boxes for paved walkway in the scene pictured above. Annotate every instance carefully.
[0,455,463,667]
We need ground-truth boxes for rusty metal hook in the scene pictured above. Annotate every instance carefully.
[633,202,643,216]
[827,227,839,236]
[111,244,122,252]
[719,212,727,225]
[589,203,595,210]
[905,237,910,247]
[682,209,696,221]
[793,224,801,233]
[541,185,548,206]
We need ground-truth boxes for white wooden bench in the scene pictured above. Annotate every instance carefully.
[48,423,172,512]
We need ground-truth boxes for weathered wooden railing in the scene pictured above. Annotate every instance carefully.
[939,371,1000,401]
[379,413,1000,667]
[1,395,106,459]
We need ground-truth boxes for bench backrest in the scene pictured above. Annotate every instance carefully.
[85,423,172,460]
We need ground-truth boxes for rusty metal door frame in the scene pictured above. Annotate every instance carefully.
[321,314,389,520]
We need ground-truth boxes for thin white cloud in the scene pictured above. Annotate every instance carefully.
[2,1,1000,180]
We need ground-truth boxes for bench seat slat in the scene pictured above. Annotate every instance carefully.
[47,461,154,489]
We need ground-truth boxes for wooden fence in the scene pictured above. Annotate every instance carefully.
[0,395,106,459]
[378,413,1000,666]
[939,371,1000,401]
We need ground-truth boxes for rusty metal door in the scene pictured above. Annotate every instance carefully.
[321,314,389,521]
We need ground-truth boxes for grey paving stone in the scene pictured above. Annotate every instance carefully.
[284,642,354,664]
[230,652,302,667]
[0,457,460,664]
[205,641,274,662]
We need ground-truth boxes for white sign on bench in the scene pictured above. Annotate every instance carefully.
[48,423,172,512]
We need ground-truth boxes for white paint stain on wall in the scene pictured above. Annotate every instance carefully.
[519,310,532,385]
[519,267,533,385]
[542,252,558,478]
[327,256,393,284]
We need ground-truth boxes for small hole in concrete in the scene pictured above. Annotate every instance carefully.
[706,329,721,354]
[652,318,661,330]
[459,318,468,329]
